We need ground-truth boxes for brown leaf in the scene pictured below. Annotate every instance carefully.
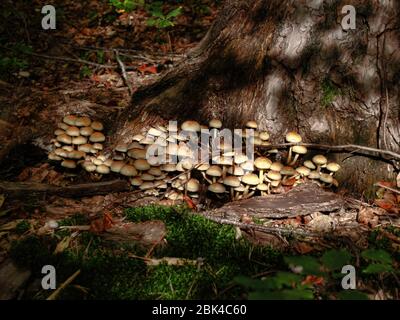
[374,199,394,211]
[358,207,379,228]
[302,275,324,286]
[294,242,314,254]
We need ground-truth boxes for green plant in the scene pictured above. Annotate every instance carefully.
[15,220,31,235]
[146,2,182,29]
[361,249,394,274]
[321,78,340,107]
[109,0,145,12]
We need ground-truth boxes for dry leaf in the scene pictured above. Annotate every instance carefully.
[54,236,72,254]
[302,275,324,286]
[357,207,378,228]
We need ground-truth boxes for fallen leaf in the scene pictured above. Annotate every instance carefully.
[294,242,314,254]
[183,195,197,211]
[54,236,72,254]
[374,199,394,211]
[302,275,324,286]
[138,64,158,75]
[358,207,379,228]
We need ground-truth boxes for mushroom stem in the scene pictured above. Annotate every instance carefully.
[289,154,299,166]
[201,172,213,184]
[244,191,255,199]
[230,187,234,201]
[259,169,264,181]
[287,147,293,164]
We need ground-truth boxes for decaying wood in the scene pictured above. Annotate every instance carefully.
[209,183,344,220]
[0,259,31,300]
[0,126,37,165]
[0,179,130,198]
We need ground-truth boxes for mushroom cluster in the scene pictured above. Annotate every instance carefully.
[48,116,341,202]
[48,115,106,172]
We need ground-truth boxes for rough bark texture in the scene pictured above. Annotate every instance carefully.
[115,0,400,194]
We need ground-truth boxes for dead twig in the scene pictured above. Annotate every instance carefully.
[374,182,400,195]
[46,269,81,300]
[114,49,133,95]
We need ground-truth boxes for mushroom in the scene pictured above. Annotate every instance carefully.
[57,134,72,145]
[79,126,94,137]
[120,164,138,177]
[75,117,91,127]
[259,131,270,141]
[186,178,200,198]
[58,123,69,131]
[82,161,96,172]
[227,165,245,177]
[257,183,269,196]
[91,121,104,131]
[72,136,87,146]
[303,160,316,170]
[63,115,77,126]
[234,184,246,200]
[133,159,151,174]
[320,173,334,186]
[241,173,259,198]
[54,129,65,136]
[141,173,155,181]
[66,126,80,137]
[254,157,272,181]
[312,154,328,173]
[89,132,106,143]
[209,119,222,129]
[96,164,110,175]
[128,148,146,160]
[265,170,282,193]
[130,177,143,187]
[110,160,125,173]
[245,120,258,130]
[181,120,201,132]
[308,170,320,180]
[223,176,241,200]
[285,131,302,164]
[240,160,254,173]
[289,145,307,166]
[205,165,223,184]
[326,162,341,176]
[270,161,284,172]
[61,160,76,169]
[295,166,311,178]
[48,153,62,161]
[208,183,226,195]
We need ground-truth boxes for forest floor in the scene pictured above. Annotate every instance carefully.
[0,0,399,300]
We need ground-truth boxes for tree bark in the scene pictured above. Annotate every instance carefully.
[114,0,400,194]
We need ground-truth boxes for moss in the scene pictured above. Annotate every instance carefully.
[58,213,89,226]
[15,220,31,234]
[321,78,340,107]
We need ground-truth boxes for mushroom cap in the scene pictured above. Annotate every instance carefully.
[234,154,248,164]
[180,158,194,170]
[55,148,68,158]
[62,145,74,152]
[271,180,280,187]
[240,160,254,172]
[96,164,110,174]
[148,127,163,137]
[83,162,96,172]
[196,163,210,171]
[92,158,103,166]
[75,117,91,127]
[227,165,245,176]
[128,141,144,150]
[206,165,223,177]
[58,123,69,130]
[127,148,146,159]
[181,120,201,132]
[326,162,341,173]
[61,160,76,169]
[223,176,241,188]
[259,131,270,141]
[72,136,87,145]
[48,153,62,161]
[292,145,307,154]
[93,143,103,150]
[246,120,258,129]
[161,163,177,172]
[133,134,144,142]
[140,182,155,190]
[296,166,311,176]
[308,171,320,179]
[54,129,65,136]
[115,143,128,153]
[141,173,155,181]
[89,132,106,143]
[63,115,77,126]
[80,126,94,136]
[187,178,200,192]
[68,150,85,159]
[56,134,72,145]
[280,166,296,176]
[257,183,269,191]
[320,173,333,184]
[177,144,193,158]
[270,162,284,172]
[66,126,80,137]
[208,183,226,193]
[303,160,316,170]
[130,177,143,186]
[166,143,179,156]
[285,131,302,143]
[134,159,151,171]
[120,164,138,177]
[312,154,328,165]
[267,170,282,181]
[110,160,124,173]
[242,173,260,185]
[254,157,272,170]
[234,185,246,192]
[213,156,233,166]
[91,121,104,131]
[140,137,155,145]
[209,119,222,129]
[148,167,163,176]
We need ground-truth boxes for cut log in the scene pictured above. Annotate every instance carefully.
[0,179,130,199]
[209,183,344,220]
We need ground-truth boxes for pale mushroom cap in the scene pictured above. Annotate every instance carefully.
[115,143,128,153]
[148,167,163,176]
[93,158,103,166]
[267,170,282,181]
[54,129,65,136]
[148,127,163,137]
[326,162,341,173]
[234,185,246,192]
[161,163,177,172]
[240,160,254,171]
[84,163,97,172]
[91,121,104,131]
[58,123,69,130]
[104,159,114,167]
[128,148,146,159]
[55,148,68,158]
[93,143,103,150]
[62,145,74,152]
[285,131,302,143]
[111,160,125,173]
[296,166,311,176]
[181,120,201,132]
[196,163,210,171]
[177,145,193,158]
[303,160,316,170]
[223,176,241,188]
[66,126,80,137]
[257,183,269,191]
[57,134,72,144]
[312,154,328,165]
[206,165,223,177]
[72,136,87,145]
[320,173,333,184]
[48,153,62,161]
[78,144,92,153]
[96,164,110,174]
[227,165,245,176]
[270,162,284,172]
[130,177,143,186]
[75,117,91,127]
[63,115,77,126]
[234,154,248,164]
[89,132,106,143]
[141,173,155,181]
[140,182,155,190]
[128,141,144,150]
[246,120,258,129]
[208,183,226,193]
[120,164,138,177]
[209,119,222,129]
[242,173,260,185]
[80,126,94,136]
[133,134,144,142]
[271,180,280,187]
[292,145,307,154]
[308,171,320,179]
[134,159,151,171]
[140,137,155,145]
[254,157,272,170]
[187,178,200,192]
[61,160,76,169]
[213,156,233,166]
[68,150,85,159]
[280,166,296,176]
[259,131,270,141]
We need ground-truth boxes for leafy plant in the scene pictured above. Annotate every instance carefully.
[146,3,182,29]
[361,249,394,274]
[109,0,145,12]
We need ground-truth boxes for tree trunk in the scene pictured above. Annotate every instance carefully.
[114,0,400,194]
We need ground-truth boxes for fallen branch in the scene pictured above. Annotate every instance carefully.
[259,142,400,162]
[0,179,130,199]
[114,49,133,95]
[46,269,81,300]
[374,182,400,195]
